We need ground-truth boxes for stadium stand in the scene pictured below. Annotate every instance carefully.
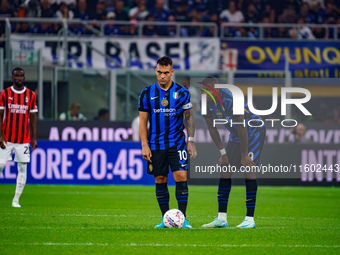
[0,0,339,38]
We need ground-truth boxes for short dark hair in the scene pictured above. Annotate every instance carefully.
[12,67,25,75]
[98,108,109,117]
[157,56,173,67]
[200,76,219,87]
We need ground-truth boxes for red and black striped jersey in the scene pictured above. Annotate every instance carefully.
[0,86,38,144]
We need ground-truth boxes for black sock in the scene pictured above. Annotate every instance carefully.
[218,178,231,213]
[245,179,258,217]
[156,183,169,216]
[175,181,188,217]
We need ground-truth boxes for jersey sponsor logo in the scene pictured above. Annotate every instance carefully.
[153,108,176,113]
[153,108,177,116]
[8,103,29,114]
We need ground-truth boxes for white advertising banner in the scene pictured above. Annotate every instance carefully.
[10,35,220,70]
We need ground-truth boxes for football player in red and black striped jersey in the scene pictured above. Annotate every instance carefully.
[0,67,38,208]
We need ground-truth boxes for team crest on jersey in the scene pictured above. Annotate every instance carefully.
[173,92,179,99]
[25,97,28,103]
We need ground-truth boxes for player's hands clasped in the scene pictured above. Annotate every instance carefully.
[219,154,230,166]
[187,141,197,158]
[142,145,152,162]
[241,155,255,168]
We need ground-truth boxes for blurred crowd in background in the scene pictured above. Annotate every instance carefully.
[0,0,339,38]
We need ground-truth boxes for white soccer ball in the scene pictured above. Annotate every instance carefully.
[163,209,185,228]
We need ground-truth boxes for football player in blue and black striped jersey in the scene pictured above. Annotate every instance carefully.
[200,76,266,229]
[139,56,197,229]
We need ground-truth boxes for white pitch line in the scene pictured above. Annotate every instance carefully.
[0,191,153,195]
[1,243,338,248]
[0,213,131,217]
[0,213,338,221]
[0,226,339,230]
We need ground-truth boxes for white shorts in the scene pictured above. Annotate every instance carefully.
[0,142,31,163]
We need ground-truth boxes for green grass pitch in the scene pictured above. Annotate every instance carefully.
[0,184,339,254]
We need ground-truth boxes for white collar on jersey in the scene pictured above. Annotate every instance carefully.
[11,86,27,94]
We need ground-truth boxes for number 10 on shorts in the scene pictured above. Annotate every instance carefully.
[178,150,187,161]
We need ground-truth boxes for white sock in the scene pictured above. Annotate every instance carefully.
[245,216,254,222]
[13,163,27,202]
[218,213,227,221]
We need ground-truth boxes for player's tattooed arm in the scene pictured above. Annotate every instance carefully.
[184,108,195,138]
[184,109,197,158]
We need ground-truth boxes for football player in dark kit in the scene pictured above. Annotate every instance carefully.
[200,77,266,229]
[139,56,197,228]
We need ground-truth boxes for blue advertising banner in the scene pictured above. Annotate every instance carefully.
[222,41,340,78]
[0,141,175,185]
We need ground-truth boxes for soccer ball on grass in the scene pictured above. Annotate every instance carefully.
[163,209,185,228]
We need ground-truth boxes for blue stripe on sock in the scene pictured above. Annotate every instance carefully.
[218,191,230,194]
[156,191,169,195]
[218,188,231,190]
[176,196,188,198]
[246,191,257,194]
[158,202,169,204]
[247,195,257,197]
[177,200,188,202]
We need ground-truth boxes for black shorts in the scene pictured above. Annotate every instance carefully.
[226,127,266,169]
[147,143,188,176]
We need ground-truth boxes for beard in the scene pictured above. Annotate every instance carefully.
[14,81,24,87]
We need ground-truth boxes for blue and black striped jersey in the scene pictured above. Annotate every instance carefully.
[139,81,192,150]
[206,88,264,142]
